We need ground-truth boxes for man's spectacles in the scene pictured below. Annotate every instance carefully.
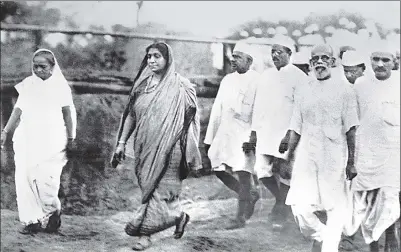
[310,55,331,63]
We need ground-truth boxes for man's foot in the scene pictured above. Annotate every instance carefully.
[174,212,190,239]
[45,211,62,233]
[225,217,246,230]
[19,223,42,235]
[369,241,379,252]
[311,240,322,252]
[384,223,400,252]
[339,235,357,251]
[132,236,151,251]
[269,204,289,230]
[245,190,260,220]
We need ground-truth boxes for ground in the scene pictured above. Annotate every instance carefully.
[1,176,383,252]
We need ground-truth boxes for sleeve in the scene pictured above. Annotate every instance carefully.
[58,82,77,138]
[13,79,28,110]
[288,94,303,135]
[14,95,24,110]
[204,77,225,145]
[58,82,74,107]
[342,86,360,132]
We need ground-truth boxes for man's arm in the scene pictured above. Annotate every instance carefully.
[345,126,357,180]
[286,130,301,161]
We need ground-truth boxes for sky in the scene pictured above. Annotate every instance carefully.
[46,1,400,37]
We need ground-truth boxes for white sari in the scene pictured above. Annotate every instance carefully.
[12,49,76,226]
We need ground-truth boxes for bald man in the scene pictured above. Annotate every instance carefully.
[351,47,400,252]
[279,44,359,252]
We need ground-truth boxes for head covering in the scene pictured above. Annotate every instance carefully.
[292,51,310,64]
[32,49,63,80]
[273,35,296,53]
[14,49,77,140]
[116,42,201,203]
[233,41,254,59]
[31,49,77,139]
[339,45,356,53]
[342,51,365,67]
[370,40,396,57]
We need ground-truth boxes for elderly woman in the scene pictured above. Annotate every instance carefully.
[112,42,201,251]
[0,49,77,235]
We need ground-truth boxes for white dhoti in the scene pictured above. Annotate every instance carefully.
[292,204,346,252]
[254,154,291,186]
[348,187,400,244]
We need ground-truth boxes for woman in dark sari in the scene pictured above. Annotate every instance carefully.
[111,42,201,251]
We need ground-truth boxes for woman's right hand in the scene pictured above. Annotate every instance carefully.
[111,143,126,168]
[1,130,8,150]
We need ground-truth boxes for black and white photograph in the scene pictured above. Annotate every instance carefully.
[0,1,400,251]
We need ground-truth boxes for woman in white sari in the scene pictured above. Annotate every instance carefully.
[0,49,77,234]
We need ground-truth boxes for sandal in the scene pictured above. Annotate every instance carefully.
[245,190,260,220]
[45,211,62,233]
[19,222,42,235]
[174,212,190,239]
[132,236,151,251]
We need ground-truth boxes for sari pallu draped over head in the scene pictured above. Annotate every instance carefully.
[13,49,77,167]
[115,43,202,204]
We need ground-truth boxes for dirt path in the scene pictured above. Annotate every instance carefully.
[0,176,384,252]
[1,198,378,252]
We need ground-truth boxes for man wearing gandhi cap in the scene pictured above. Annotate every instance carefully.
[279,44,359,252]
[250,35,310,229]
[342,50,366,85]
[204,41,260,229]
[350,42,400,252]
[292,51,312,76]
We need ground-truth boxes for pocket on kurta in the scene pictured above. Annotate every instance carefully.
[381,101,400,126]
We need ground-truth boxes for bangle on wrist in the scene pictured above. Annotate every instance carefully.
[2,129,8,134]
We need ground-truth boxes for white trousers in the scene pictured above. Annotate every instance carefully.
[291,204,346,252]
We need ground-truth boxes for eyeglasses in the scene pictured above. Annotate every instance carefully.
[371,57,392,63]
[310,55,331,63]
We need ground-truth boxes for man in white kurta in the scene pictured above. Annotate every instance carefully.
[334,50,368,251]
[251,37,310,228]
[351,47,400,252]
[342,50,367,86]
[204,42,260,229]
[280,44,359,252]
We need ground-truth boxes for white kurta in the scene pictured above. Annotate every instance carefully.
[286,77,359,210]
[204,70,259,171]
[252,64,310,158]
[352,71,400,191]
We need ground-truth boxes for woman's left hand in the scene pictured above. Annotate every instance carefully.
[66,138,76,158]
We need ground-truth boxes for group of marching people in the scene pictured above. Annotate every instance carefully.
[0,36,399,252]
[204,38,400,252]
